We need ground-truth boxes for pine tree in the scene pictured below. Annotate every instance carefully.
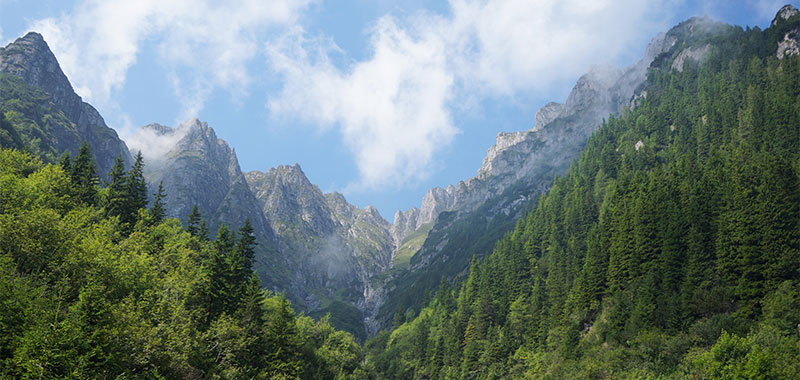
[212,223,237,315]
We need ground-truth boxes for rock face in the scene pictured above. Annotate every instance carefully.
[0,32,131,175]
[135,119,275,245]
[246,165,394,339]
[775,5,800,59]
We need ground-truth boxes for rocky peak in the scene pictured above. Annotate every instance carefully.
[773,4,799,26]
[774,5,800,59]
[390,208,421,245]
[359,205,389,227]
[565,65,622,111]
[140,123,174,136]
[1,31,131,178]
[248,164,336,238]
[0,32,76,107]
[388,23,681,246]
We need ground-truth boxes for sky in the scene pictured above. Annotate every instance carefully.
[0,0,793,221]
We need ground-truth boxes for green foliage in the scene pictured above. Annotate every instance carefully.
[0,73,74,162]
[0,148,366,378]
[366,22,800,379]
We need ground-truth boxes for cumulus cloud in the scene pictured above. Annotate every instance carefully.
[267,18,456,189]
[267,0,678,189]
[29,0,311,112]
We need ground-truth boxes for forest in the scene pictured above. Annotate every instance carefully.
[0,145,368,378]
[363,19,800,379]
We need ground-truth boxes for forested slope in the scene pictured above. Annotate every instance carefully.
[0,148,367,379]
[365,16,800,379]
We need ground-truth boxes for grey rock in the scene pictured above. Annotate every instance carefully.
[246,164,394,336]
[672,44,711,72]
[533,102,565,131]
[777,25,800,59]
[773,4,799,26]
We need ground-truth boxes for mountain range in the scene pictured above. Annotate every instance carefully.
[2,4,798,340]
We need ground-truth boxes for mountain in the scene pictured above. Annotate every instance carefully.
[129,120,395,339]
[0,32,131,176]
[246,165,394,339]
[127,120,296,298]
[371,17,725,329]
[366,6,800,378]
[132,120,273,238]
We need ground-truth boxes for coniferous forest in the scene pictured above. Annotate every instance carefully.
[2,6,800,380]
[363,19,800,379]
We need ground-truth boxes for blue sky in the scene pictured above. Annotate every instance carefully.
[1,0,793,221]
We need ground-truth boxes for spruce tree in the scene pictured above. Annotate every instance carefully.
[237,219,257,274]
[149,181,167,226]
[124,151,148,226]
[187,205,201,236]
[105,155,127,222]
[58,152,72,173]
[199,220,210,242]
[71,142,98,206]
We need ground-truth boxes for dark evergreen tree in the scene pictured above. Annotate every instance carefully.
[123,151,148,227]
[149,181,167,226]
[237,218,257,275]
[105,155,128,223]
[71,141,98,206]
[186,205,201,236]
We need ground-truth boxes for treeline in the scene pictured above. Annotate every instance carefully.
[0,146,368,379]
[366,20,800,379]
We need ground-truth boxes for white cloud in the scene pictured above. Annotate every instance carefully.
[123,119,196,164]
[29,0,311,113]
[267,18,457,189]
[267,0,678,189]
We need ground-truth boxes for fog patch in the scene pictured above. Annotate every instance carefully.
[123,122,189,164]
[315,234,353,280]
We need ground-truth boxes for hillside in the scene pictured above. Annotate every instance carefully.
[372,12,736,331]
[365,8,800,379]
